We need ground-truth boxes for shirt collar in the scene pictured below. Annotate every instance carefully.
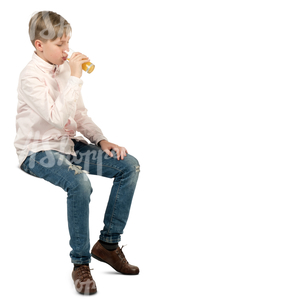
[32,51,60,77]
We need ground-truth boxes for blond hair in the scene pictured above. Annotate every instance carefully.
[29,11,72,47]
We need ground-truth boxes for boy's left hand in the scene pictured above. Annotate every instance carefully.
[99,140,128,160]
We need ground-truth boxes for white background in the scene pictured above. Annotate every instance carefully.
[1,0,300,299]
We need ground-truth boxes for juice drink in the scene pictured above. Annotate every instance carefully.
[82,61,95,74]
[66,49,95,74]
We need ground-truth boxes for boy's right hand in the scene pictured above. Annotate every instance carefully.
[68,52,90,78]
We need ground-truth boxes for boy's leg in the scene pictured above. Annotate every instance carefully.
[69,140,140,244]
[68,140,140,274]
[20,150,93,265]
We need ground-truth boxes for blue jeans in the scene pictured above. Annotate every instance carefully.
[20,139,140,264]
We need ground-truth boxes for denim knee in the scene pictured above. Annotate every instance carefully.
[69,173,93,200]
[123,154,140,174]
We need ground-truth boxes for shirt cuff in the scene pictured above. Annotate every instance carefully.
[69,76,83,88]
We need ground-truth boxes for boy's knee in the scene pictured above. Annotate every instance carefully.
[72,173,93,195]
[124,154,140,173]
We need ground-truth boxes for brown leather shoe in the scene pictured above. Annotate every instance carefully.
[72,265,97,295]
[91,241,139,275]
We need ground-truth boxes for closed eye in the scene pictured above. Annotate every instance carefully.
[57,41,69,47]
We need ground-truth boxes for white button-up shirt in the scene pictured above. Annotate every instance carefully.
[14,52,107,168]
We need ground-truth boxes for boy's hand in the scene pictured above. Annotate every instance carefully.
[99,140,128,160]
[69,52,90,78]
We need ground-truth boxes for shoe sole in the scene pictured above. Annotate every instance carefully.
[91,252,138,275]
[76,288,97,295]
[73,280,97,295]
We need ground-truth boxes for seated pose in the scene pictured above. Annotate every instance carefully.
[14,10,140,295]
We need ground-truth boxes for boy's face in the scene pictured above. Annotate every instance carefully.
[35,34,70,66]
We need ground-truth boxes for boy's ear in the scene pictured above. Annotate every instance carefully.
[35,39,44,52]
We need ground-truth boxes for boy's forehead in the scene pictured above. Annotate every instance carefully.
[55,34,71,42]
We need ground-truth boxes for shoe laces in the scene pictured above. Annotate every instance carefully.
[76,265,94,282]
[117,245,129,264]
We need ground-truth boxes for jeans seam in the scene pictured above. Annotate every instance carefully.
[78,158,124,173]
[107,170,124,234]
[71,190,80,252]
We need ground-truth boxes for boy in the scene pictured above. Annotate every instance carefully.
[14,11,140,295]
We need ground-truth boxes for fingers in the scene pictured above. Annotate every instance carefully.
[103,149,113,158]
[70,52,90,63]
[112,146,127,160]
[71,52,86,58]
[113,147,121,160]
[120,148,126,160]
[100,141,127,160]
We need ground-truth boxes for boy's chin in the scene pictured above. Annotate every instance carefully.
[53,57,66,66]
[58,59,65,64]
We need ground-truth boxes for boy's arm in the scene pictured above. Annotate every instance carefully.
[74,94,128,160]
[20,75,82,130]
[74,93,108,146]
[74,95,128,160]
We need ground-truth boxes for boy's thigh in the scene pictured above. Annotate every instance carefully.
[70,143,140,177]
[21,150,90,190]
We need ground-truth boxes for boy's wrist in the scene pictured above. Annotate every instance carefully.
[98,140,107,147]
[71,73,81,78]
